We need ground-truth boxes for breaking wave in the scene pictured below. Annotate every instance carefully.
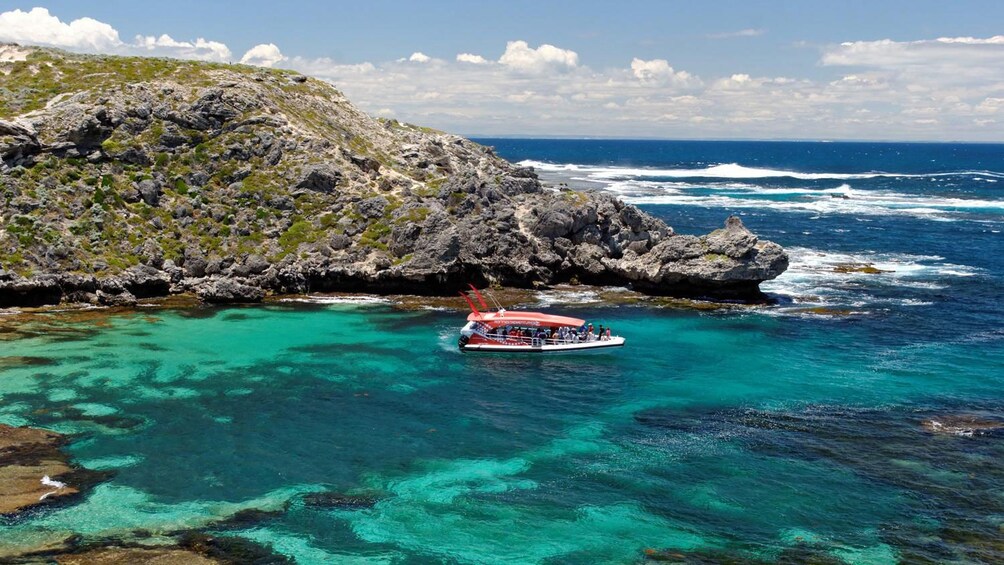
[522,160,1004,219]
[761,247,982,312]
[520,160,1004,181]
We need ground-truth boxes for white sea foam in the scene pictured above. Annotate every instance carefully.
[535,290,602,307]
[520,160,1004,181]
[761,247,981,311]
[41,475,66,489]
[278,295,391,305]
[525,160,1004,219]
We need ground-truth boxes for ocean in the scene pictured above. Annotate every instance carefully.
[1,140,1002,563]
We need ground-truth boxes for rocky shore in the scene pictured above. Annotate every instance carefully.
[1,45,787,308]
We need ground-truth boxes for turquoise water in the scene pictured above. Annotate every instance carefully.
[1,299,1002,563]
[2,140,1004,563]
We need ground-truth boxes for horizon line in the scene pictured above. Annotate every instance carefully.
[463,135,1004,145]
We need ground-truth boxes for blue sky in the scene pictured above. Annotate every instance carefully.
[3,2,1004,140]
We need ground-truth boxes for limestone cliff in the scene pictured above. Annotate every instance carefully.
[0,45,787,306]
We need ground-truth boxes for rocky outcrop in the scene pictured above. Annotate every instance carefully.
[0,46,787,307]
[195,278,265,304]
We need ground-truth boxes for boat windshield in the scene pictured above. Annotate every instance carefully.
[476,323,615,346]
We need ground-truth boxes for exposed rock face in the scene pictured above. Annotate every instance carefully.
[196,278,265,304]
[0,46,787,306]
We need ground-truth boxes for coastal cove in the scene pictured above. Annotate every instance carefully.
[1,139,1003,563]
[3,0,1004,559]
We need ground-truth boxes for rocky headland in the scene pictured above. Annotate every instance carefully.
[0,45,787,307]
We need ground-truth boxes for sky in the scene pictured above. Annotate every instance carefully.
[1,1,1003,141]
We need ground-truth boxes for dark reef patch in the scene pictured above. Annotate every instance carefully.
[633,402,1004,563]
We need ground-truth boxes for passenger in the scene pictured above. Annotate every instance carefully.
[598,325,605,341]
[605,327,612,340]
[587,323,595,342]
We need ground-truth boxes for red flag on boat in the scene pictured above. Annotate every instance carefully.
[468,284,489,310]
[458,291,480,315]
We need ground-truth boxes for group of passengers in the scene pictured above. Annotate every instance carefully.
[490,323,613,345]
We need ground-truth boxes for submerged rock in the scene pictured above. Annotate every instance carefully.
[0,424,102,515]
[833,263,891,274]
[177,532,292,564]
[14,534,291,564]
[49,547,219,565]
[921,415,1004,437]
[301,491,378,509]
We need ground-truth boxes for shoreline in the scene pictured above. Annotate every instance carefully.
[0,283,765,320]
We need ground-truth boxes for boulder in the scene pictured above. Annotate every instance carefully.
[233,254,270,277]
[136,179,161,206]
[532,207,574,239]
[196,279,266,304]
[0,118,41,167]
[96,289,138,307]
[354,196,388,219]
[704,215,758,258]
[296,164,342,193]
[122,265,171,298]
[0,276,63,308]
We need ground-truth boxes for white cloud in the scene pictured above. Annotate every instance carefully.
[3,8,1003,142]
[498,40,578,73]
[934,36,1004,45]
[456,52,489,64]
[134,34,232,61]
[821,36,1004,80]
[630,58,697,86]
[0,7,233,62]
[287,56,376,79]
[265,35,1004,140]
[707,28,765,39]
[0,7,120,51]
[240,43,286,67]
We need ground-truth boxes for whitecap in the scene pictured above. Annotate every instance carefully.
[526,160,1004,220]
[520,160,1004,181]
[278,295,391,305]
[535,290,602,307]
[760,247,981,311]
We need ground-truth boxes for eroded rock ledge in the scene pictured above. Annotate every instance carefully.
[0,46,787,307]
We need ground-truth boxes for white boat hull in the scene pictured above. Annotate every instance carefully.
[461,336,626,353]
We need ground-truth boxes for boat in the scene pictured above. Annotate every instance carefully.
[457,286,626,353]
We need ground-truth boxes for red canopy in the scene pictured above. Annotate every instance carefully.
[468,310,586,329]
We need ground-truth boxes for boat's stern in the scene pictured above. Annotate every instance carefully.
[460,321,478,338]
[458,321,478,349]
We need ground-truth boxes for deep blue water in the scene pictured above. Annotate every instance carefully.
[478,138,1004,348]
[1,140,1002,564]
